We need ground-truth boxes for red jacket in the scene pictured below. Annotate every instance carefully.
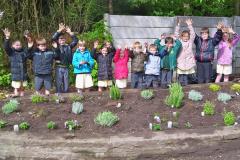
[113,48,129,80]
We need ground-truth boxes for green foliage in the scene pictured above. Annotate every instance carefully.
[165,83,184,108]
[0,120,7,128]
[0,73,11,88]
[217,93,232,104]
[91,60,98,87]
[72,102,84,114]
[31,94,48,104]
[184,122,192,128]
[2,99,19,114]
[203,101,215,116]
[231,83,240,93]
[141,89,154,100]
[209,84,221,92]
[110,85,122,100]
[47,121,57,129]
[69,94,84,102]
[152,123,161,131]
[94,111,119,127]
[223,111,236,126]
[65,120,78,130]
[188,90,203,101]
[19,122,30,130]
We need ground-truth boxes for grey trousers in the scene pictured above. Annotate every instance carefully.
[145,74,159,88]
[55,66,69,93]
[161,69,173,87]
[131,72,144,89]
[178,74,188,86]
[196,62,212,84]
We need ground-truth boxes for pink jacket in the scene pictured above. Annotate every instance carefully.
[113,48,129,80]
[217,34,240,65]
[175,24,196,71]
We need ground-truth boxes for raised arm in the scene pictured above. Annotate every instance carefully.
[65,26,78,49]
[212,22,224,46]
[52,23,65,42]
[113,48,121,63]
[174,18,181,39]
[154,34,165,51]
[3,28,13,56]
[186,19,195,42]
[91,41,99,59]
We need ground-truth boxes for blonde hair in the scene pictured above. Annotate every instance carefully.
[78,40,86,47]
[149,44,157,50]
[133,41,142,49]
[36,38,47,45]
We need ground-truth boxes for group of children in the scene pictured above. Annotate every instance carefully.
[3,18,240,96]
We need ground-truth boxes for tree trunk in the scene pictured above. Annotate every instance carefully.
[235,0,240,16]
[32,0,40,36]
[109,0,113,14]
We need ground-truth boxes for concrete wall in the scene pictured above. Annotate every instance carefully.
[105,14,240,75]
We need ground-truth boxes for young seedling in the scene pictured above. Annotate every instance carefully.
[47,121,57,129]
[19,122,30,130]
[0,120,7,128]
[184,122,192,128]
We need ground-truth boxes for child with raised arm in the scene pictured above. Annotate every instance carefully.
[52,23,78,94]
[215,27,240,82]
[113,45,129,89]
[3,28,33,97]
[72,40,94,95]
[129,41,147,89]
[175,18,196,86]
[194,22,224,83]
[92,41,115,92]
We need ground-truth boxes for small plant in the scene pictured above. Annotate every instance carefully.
[223,109,236,126]
[19,122,30,130]
[141,89,154,100]
[2,99,19,114]
[0,120,7,128]
[209,84,221,92]
[203,101,215,116]
[64,120,78,130]
[94,111,119,127]
[109,85,122,100]
[47,121,57,129]
[165,83,184,108]
[72,102,84,114]
[184,122,192,128]
[217,93,232,104]
[70,94,84,102]
[188,90,203,101]
[152,123,161,131]
[231,83,240,93]
[51,95,65,103]
[31,94,48,103]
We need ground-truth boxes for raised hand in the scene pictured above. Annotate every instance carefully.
[124,45,128,49]
[3,28,10,38]
[217,21,224,30]
[228,26,235,34]
[52,41,58,48]
[185,18,193,26]
[65,26,73,35]
[177,17,181,26]
[57,23,65,32]
[117,45,121,49]
[161,33,166,40]
[93,40,99,49]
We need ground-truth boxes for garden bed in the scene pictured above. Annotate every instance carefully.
[0,82,240,139]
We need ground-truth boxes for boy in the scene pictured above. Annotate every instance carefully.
[194,22,224,83]
[52,23,78,94]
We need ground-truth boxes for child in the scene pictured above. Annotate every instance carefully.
[145,44,168,88]
[72,40,94,95]
[215,27,240,82]
[29,37,59,96]
[52,23,78,94]
[3,28,33,97]
[113,45,129,89]
[155,36,182,88]
[194,22,224,83]
[92,41,115,92]
[129,41,146,88]
[104,40,116,53]
[175,18,196,86]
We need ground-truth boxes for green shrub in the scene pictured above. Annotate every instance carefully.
[47,121,57,129]
[152,123,161,131]
[141,89,154,100]
[69,94,84,102]
[94,111,119,127]
[19,122,30,130]
[223,111,236,126]
[217,93,232,104]
[209,84,221,92]
[165,83,184,108]
[184,122,192,128]
[230,83,240,93]
[188,90,203,101]
[0,120,7,128]
[72,102,84,114]
[2,99,19,114]
[0,73,11,87]
[64,120,78,130]
[91,60,98,87]
[109,85,121,100]
[203,101,215,115]
[31,94,48,103]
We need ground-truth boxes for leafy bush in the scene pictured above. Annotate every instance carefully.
[152,123,161,131]
[141,89,154,100]
[0,73,11,88]
[91,60,98,87]
[184,122,192,128]
[19,122,30,130]
[31,94,48,103]
[188,90,203,101]
[217,93,232,104]
[110,85,122,100]
[64,120,78,130]
[0,120,7,128]
[47,121,57,129]
[203,101,215,116]
[165,83,184,108]
[2,99,19,114]
[94,111,119,127]
[231,83,240,93]
[223,111,236,126]
[209,84,221,92]
[70,94,84,102]
[72,102,84,114]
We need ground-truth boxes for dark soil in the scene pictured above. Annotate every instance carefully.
[0,82,240,139]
